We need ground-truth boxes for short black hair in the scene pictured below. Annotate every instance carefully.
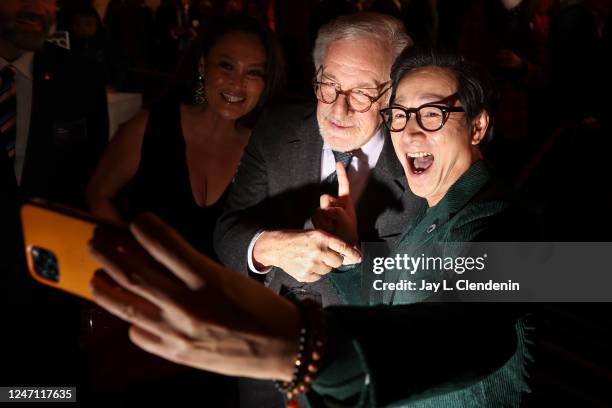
[389,47,494,127]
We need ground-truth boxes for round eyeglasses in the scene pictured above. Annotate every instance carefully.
[312,67,390,113]
[379,103,465,132]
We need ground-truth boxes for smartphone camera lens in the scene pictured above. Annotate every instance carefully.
[31,246,60,282]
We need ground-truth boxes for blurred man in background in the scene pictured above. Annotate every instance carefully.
[1,0,108,387]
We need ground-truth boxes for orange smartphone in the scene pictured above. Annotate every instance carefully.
[20,199,126,301]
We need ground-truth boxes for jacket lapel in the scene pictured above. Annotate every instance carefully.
[277,107,323,230]
[285,109,322,185]
[22,48,50,189]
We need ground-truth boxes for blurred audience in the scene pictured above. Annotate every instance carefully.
[153,0,202,73]
[457,0,550,181]
[459,0,547,135]
[104,0,154,77]
[547,0,607,127]
[368,0,438,47]
[67,6,128,90]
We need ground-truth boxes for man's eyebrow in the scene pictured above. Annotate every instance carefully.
[321,73,381,89]
[355,81,381,89]
[321,72,339,82]
[419,93,448,102]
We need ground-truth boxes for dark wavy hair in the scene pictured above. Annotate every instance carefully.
[389,47,494,132]
[176,14,286,127]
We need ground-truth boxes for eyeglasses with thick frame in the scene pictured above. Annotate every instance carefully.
[312,66,391,113]
[379,96,465,132]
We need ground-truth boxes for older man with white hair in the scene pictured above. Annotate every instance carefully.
[215,12,424,306]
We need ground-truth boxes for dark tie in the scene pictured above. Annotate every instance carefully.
[0,66,17,174]
[321,150,353,196]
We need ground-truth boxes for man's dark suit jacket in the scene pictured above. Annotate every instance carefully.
[214,103,425,307]
[0,42,108,386]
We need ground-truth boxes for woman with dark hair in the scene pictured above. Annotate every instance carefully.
[86,14,285,259]
[87,48,531,407]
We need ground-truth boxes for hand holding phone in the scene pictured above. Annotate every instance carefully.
[21,199,127,300]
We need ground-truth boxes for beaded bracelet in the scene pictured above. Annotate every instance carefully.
[275,298,327,407]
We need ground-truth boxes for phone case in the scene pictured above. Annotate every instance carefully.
[20,199,121,301]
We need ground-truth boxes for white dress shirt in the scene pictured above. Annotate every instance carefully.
[247,128,386,274]
[0,52,35,185]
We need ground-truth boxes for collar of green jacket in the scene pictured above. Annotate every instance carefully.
[430,159,491,216]
[399,159,492,242]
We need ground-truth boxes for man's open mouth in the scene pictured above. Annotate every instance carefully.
[406,152,434,174]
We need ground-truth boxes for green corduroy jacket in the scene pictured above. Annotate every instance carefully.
[309,160,532,408]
